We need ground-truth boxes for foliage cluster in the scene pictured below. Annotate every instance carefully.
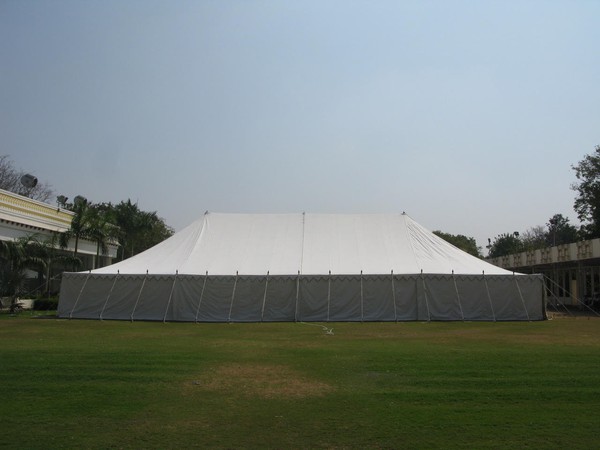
[0,156,173,304]
[0,235,77,312]
[33,297,59,310]
[0,155,53,202]
[488,213,579,258]
[572,145,600,239]
[433,230,482,257]
[59,197,173,267]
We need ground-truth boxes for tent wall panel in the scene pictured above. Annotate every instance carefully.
[262,277,297,321]
[415,277,430,321]
[229,277,266,322]
[68,275,113,319]
[328,277,362,321]
[486,276,531,320]
[424,276,463,321]
[297,278,329,321]
[131,276,174,321]
[197,277,236,322]
[101,275,146,320]
[518,276,546,320]
[57,273,85,318]
[454,277,495,321]
[165,276,203,322]
[392,276,419,321]
[362,276,396,321]
[487,277,530,321]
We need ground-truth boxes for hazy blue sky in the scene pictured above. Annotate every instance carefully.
[1,1,598,252]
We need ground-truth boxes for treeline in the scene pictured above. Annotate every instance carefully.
[487,214,577,258]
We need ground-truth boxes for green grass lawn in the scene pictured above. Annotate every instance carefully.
[1,313,599,449]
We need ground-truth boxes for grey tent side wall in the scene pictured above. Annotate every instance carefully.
[58,273,546,322]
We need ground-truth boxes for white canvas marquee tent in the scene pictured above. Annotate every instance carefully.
[58,213,546,321]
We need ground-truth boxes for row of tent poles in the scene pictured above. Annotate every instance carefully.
[14,272,600,320]
[67,270,537,323]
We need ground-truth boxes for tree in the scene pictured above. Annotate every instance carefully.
[488,233,523,258]
[433,231,482,257]
[546,213,578,246]
[0,155,53,202]
[110,200,173,261]
[520,225,547,251]
[86,205,119,269]
[572,145,600,238]
[59,196,93,269]
[31,233,81,296]
[0,236,46,312]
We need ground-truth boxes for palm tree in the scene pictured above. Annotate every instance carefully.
[33,233,81,296]
[0,236,46,312]
[87,206,119,269]
[60,197,93,270]
[113,199,147,260]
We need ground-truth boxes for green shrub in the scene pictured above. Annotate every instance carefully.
[33,297,58,311]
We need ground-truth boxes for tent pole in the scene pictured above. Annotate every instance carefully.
[391,270,397,322]
[295,271,300,322]
[195,271,208,323]
[513,273,531,321]
[452,270,465,321]
[100,271,119,320]
[69,271,91,319]
[327,270,331,322]
[360,270,364,322]
[163,270,178,323]
[421,270,431,322]
[228,272,238,323]
[260,271,269,322]
[131,270,148,322]
[483,271,496,322]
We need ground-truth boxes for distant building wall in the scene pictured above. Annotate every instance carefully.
[488,238,600,306]
[0,188,118,272]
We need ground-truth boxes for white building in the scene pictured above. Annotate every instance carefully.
[0,188,118,294]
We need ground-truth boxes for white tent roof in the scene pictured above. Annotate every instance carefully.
[92,212,512,276]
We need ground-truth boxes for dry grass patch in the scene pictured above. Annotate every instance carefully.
[187,363,334,399]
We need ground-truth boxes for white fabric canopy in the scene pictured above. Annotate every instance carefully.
[59,213,545,322]
[92,212,512,276]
